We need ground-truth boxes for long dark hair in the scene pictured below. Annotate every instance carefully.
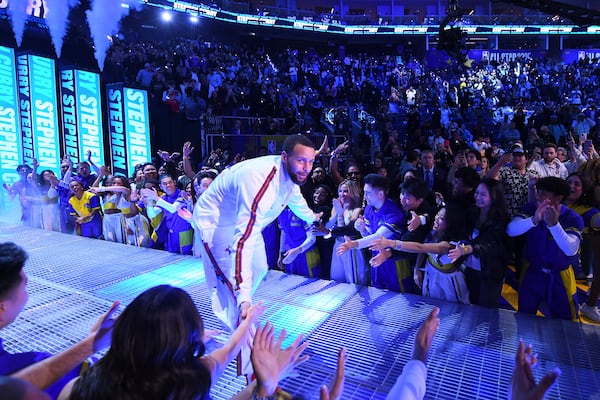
[71,285,211,400]
[478,178,508,225]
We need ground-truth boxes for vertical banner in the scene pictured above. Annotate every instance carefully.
[28,54,60,173]
[0,46,22,185]
[16,54,35,167]
[106,85,151,177]
[75,70,104,166]
[60,68,104,165]
[60,68,79,162]
[124,87,151,172]
[107,83,127,176]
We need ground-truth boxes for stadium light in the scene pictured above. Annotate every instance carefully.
[162,11,172,22]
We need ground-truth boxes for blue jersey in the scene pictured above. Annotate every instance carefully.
[518,202,583,272]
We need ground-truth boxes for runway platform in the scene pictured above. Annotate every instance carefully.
[1,222,599,399]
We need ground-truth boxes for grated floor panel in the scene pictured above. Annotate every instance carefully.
[0,222,598,399]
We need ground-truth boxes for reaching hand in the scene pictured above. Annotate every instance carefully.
[252,322,280,396]
[177,207,193,222]
[414,268,423,289]
[89,301,120,353]
[320,348,347,400]
[510,340,560,400]
[447,242,466,263]
[354,216,366,233]
[368,235,395,252]
[412,307,440,364]
[336,236,355,255]
[407,211,422,232]
[252,322,310,397]
[282,247,302,264]
[240,301,265,322]
[202,329,222,343]
[86,150,92,161]
[369,250,391,267]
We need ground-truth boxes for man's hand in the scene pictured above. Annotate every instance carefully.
[157,150,170,161]
[282,247,302,264]
[499,152,513,166]
[89,301,120,353]
[407,211,422,232]
[412,307,440,364]
[510,340,560,400]
[368,236,395,252]
[369,249,391,267]
[183,142,194,158]
[177,207,193,222]
[140,187,159,202]
[252,322,310,397]
[354,216,366,233]
[336,236,356,255]
[320,348,347,400]
[533,199,550,225]
[542,202,560,227]
[240,301,265,322]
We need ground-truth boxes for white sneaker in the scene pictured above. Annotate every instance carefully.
[580,303,600,323]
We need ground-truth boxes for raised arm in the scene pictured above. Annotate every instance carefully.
[182,142,197,179]
[13,301,119,390]
[202,303,265,384]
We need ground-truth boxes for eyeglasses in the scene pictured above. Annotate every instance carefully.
[347,172,360,176]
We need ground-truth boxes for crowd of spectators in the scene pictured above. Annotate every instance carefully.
[4,33,600,323]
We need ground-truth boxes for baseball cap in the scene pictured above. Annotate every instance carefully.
[511,144,524,155]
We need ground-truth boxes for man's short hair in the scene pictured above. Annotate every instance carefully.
[536,177,570,201]
[544,143,557,151]
[282,134,314,154]
[467,149,482,161]
[400,178,430,200]
[364,173,389,193]
[454,167,481,189]
[0,242,28,299]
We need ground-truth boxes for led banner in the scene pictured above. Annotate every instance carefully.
[60,68,105,166]
[0,45,22,185]
[562,49,600,64]
[76,70,104,166]
[28,54,60,174]
[0,0,48,18]
[107,83,127,176]
[106,84,151,177]
[16,54,35,167]
[124,87,151,174]
[60,68,79,162]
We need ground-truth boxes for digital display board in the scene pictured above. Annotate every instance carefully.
[0,46,22,185]
[107,84,151,177]
[16,54,35,167]
[60,68,79,162]
[60,68,104,165]
[28,54,60,173]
